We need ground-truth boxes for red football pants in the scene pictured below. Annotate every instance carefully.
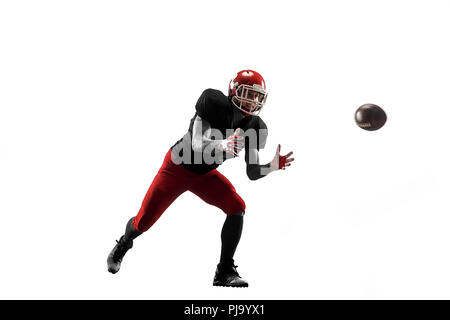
[132,149,246,232]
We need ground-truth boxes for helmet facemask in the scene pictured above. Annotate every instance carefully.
[231,84,268,116]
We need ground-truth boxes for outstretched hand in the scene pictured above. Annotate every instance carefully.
[218,128,244,157]
[270,144,294,171]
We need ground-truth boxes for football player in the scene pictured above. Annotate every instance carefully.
[107,70,294,287]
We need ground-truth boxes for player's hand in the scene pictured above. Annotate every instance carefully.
[270,144,294,171]
[218,128,244,157]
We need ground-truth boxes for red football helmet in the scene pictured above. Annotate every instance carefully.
[228,70,268,116]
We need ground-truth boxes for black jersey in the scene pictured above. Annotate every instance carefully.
[171,88,268,175]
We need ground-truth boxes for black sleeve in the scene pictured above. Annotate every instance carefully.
[195,89,223,125]
[244,118,269,180]
[257,118,268,150]
[244,117,268,152]
[246,163,271,181]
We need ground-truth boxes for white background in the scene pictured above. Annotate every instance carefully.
[1,0,450,299]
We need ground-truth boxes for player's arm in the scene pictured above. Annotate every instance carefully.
[246,145,294,181]
[192,115,243,157]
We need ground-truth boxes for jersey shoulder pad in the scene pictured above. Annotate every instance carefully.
[195,88,227,124]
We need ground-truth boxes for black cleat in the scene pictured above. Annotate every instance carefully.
[213,259,248,288]
[107,236,133,274]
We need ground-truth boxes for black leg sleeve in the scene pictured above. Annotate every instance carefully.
[220,212,244,263]
[123,217,142,243]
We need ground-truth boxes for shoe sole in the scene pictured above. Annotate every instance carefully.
[213,282,248,288]
[108,268,119,274]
